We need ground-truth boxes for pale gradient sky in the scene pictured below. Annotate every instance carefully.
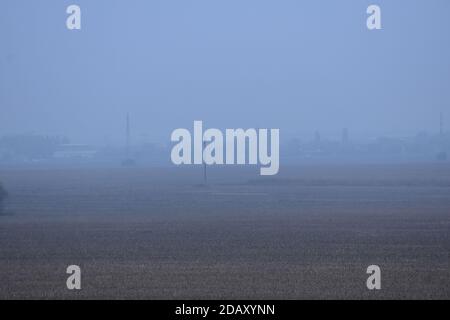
[1,0,449,145]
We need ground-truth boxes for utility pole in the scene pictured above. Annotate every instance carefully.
[203,140,207,185]
[121,113,135,166]
[126,113,130,159]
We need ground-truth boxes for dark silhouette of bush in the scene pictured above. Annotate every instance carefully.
[0,183,7,215]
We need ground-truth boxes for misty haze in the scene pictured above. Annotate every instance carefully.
[0,0,449,299]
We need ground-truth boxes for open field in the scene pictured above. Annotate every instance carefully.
[0,164,449,299]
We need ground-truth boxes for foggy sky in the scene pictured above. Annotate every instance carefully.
[1,0,449,145]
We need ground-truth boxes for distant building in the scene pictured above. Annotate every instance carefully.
[314,131,321,144]
[53,144,97,159]
[342,128,349,144]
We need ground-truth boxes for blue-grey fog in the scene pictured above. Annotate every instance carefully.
[1,1,450,300]
[1,0,449,146]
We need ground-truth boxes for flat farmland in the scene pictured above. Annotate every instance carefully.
[0,164,449,299]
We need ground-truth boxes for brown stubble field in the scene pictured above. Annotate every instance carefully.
[0,164,449,299]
